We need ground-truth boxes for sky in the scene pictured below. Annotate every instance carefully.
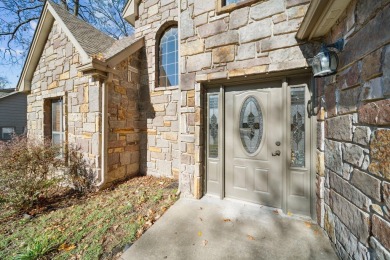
[0,7,38,89]
[0,0,132,90]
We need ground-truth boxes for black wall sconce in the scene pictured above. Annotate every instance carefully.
[307,38,344,117]
[312,38,344,77]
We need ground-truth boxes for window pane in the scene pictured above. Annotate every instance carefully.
[52,100,62,132]
[159,27,178,87]
[209,95,219,158]
[290,88,305,167]
[2,127,15,140]
[224,0,246,6]
[52,133,62,146]
[239,96,263,154]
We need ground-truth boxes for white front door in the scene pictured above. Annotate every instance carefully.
[225,83,283,208]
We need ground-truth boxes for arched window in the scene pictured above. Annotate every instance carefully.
[158,27,178,87]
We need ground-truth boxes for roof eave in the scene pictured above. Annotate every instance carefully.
[296,0,352,40]
[17,1,92,93]
[122,0,140,27]
[106,37,144,68]
[17,4,53,93]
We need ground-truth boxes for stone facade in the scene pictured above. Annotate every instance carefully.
[134,0,181,182]
[27,21,101,176]
[316,0,390,258]
[179,0,314,198]
[26,1,390,258]
[105,53,143,182]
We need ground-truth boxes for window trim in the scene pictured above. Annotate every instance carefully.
[1,127,15,140]
[156,24,179,89]
[44,98,64,148]
[216,0,259,14]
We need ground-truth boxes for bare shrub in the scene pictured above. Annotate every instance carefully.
[0,136,63,210]
[65,146,96,193]
[0,137,96,211]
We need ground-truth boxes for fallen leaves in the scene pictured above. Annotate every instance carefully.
[58,243,76,252]
[202,240,208,246]
[223,218,231,222]
[198,231,202,237]
[305,221,312,228]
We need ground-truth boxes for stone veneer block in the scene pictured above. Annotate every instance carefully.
[351,169,381,201]
[329,171,371,211]
[181,6,194,40]
[229,7,249,29]
[325,115,353,141]
[325,139,343,175]
[342,143,365,168]
[239,19,272,43]
[372,214,390,251]
[273,18,302,35]
[181,39,204,56]
[260,33,299,52]
[339,4,390,68]
[334,216,370,259]
[227,57,270,70]
[198,19,228,38]
[368,129,390,180]
[384,182,390,210]
[330,190,370,244]
[286,0,310,8]
[212,45,235,63]
[338,86,361,114]
[370,237,390,260]
[353,126,371,146]
[362,47,383,81]
[186,52,212,72]
[384,46,390,97]
[359,99,390,126]
[205,30,239,49]
[361,77,384,101]
[250,0,284,20]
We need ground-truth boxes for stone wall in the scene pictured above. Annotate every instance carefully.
[316,0,390,258]
[106,52,142,183]
[133,0,181,179]
[27,21,101,178]
[179,0,314,197]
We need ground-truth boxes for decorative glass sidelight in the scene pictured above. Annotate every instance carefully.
[239,96,263,154]
[290,88,306,167]
[209,95,219,158]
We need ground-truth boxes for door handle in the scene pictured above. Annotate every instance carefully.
[272,150,281,156]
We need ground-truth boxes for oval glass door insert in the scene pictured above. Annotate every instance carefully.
[239,96,263,154]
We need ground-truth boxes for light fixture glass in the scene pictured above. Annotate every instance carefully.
[312,38,344,77]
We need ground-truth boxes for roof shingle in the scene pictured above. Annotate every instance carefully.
[49,1,115,57]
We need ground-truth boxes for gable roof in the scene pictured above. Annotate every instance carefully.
[49,2,115,56]
[17,1,115,92]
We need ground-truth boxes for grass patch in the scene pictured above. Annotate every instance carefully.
[0,176,178,260]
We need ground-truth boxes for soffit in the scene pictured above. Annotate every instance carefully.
[297,0,352,40]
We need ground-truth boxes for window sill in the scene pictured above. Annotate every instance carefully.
[217,0,259,14]
[154,85,179,91]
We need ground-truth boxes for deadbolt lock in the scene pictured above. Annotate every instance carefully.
[275,141,281,146]
[272,150,281,156]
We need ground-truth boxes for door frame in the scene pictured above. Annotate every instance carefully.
[203,72,317,219]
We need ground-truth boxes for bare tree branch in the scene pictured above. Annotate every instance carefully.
[0,0,134,66]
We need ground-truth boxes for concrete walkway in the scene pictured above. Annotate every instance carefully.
[121,196,338,260]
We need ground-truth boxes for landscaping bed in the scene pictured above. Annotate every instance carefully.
[0,176,178,259]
